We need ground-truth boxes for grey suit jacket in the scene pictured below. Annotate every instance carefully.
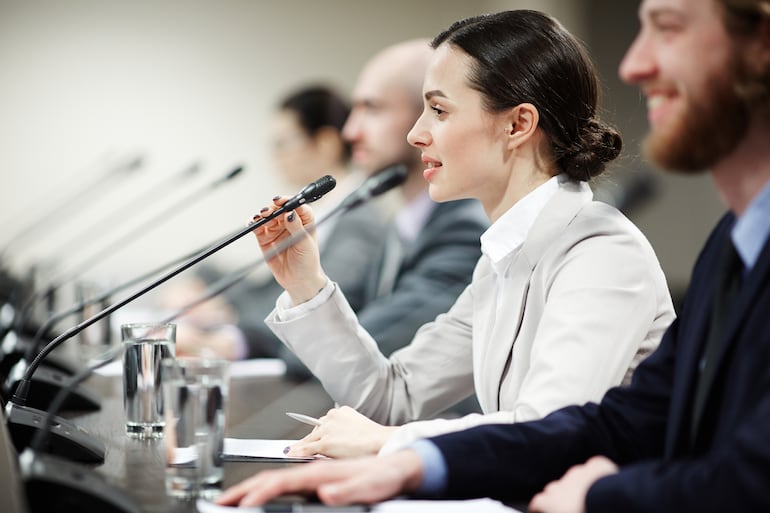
[224,200,386,359]
[268,180,676,430]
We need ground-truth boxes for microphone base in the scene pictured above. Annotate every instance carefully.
[21,450,140,513]
[6,403,105,463]
[8,366,101,411]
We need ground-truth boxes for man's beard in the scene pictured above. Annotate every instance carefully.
[643,58,750,174]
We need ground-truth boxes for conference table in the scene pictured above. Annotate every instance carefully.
[73,365,334,513]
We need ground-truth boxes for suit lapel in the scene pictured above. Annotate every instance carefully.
[665,256,719,455]
[477,181,592,411]
[688,227,770,444]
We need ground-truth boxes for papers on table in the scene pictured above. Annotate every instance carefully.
[94,357,287,378]
[222,438,318,463]
[375,499,522,512]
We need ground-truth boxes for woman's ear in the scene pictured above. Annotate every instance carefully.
[504,103,539,150]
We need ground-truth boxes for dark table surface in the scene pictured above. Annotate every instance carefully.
[72,369,334,513]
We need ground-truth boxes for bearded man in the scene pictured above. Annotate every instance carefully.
[217,1,770,511]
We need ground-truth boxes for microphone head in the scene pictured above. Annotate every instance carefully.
[211,165,246,189]
[369,164,408,198]
[282,175,336,211]
[306,175,337,203]
[338,164,407,211]
[123,156,144,173]
[224,165,245,181]
[182,162,203,178]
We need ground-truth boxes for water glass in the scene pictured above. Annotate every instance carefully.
[122,322,176,439]
[162,357,229,499]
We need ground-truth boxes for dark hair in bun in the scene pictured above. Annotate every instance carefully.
[432,10,622,181]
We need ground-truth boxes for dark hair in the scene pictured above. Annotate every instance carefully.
[718,0,770,109]
[431,10,621,181]
[279,85,352,159]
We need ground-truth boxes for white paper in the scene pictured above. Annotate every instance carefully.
[229,358,286,378]
[374,498,521,512]
[93,357,286,378]
[223,438,316,461]
[170,445,198,465]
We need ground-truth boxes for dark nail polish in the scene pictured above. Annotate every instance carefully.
[287,212,295,222]
[273,195,281,201]
[283,446,290,454]
[260,206,269,213]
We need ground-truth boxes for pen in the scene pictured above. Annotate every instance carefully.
[286,412,322,427]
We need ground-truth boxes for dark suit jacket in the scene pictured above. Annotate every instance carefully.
[281,198,488,379]
[429,212,770,512]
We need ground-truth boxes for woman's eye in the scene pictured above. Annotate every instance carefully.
[431,105,446,116]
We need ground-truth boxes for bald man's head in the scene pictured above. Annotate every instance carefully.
[342,39,432,176]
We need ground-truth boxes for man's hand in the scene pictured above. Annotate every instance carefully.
[529,456,618,513]
[216,450,424,507]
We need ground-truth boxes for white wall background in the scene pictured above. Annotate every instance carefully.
[0,1,584,282]
[0,0,722,307]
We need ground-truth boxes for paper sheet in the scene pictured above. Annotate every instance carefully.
[223,438,317,462]
[94,357,286,378]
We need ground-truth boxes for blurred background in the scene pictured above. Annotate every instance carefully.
[0,0,723,309]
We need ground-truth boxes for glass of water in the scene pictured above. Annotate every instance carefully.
[161,357,229,500]
[121,323,176,439]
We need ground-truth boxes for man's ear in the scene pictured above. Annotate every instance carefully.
[741,14,770,99]
[504,103,540,150]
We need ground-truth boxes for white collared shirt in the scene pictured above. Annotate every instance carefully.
[480,174,566,276]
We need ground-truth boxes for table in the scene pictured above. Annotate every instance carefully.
[72,371,334,512]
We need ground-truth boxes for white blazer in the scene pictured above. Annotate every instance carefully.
[267,180,676,452]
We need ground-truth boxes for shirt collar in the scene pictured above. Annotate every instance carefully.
[732,178,770,271]
[480,174,565,268]
[396,189,436,243]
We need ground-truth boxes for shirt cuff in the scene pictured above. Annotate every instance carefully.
[408,439,448,496]
[274,278,334,321]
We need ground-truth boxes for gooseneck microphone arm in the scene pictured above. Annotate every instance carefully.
[49,164,246,288]
[23,223,253,359]
[50,161,203,259]
[11,174,336,407]
[9,164,245,346]
[0,156,144,256]
[162,165,408,324]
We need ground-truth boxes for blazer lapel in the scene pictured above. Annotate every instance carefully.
[688,229,770,444]
[664,269,717,456]
[477,181,592,411]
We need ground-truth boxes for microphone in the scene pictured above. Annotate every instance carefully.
[0,163,203,380]
[282,174,337,210]
[338,164,408,210]
[50,161,202,259]
[0,155,143,257]
[47,163,246,288]
[20,344,140,513]
[4,175,336,463]
[3,164,245,368]
[165,165,407,324]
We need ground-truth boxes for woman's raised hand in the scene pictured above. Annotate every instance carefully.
[251,196,328,305]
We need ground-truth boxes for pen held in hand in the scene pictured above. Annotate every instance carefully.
[286,412,322,427]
